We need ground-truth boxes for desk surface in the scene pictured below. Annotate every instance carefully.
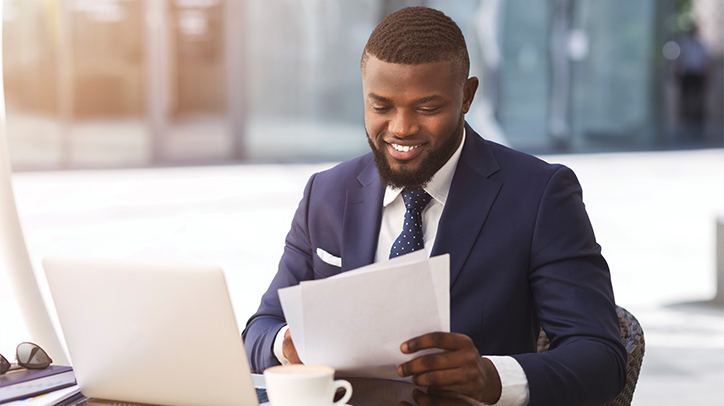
[69,376,481,406]
[342,377,481,406]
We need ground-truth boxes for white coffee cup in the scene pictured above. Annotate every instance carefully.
[263,365,352,406]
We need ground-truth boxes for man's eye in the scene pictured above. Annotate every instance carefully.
[418,107,439,114]
[372,106,391,112]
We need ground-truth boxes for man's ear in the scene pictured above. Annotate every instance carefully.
[461,76,479,114]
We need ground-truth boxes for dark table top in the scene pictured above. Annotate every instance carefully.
[66,376,482,406]
[342,377,482,406]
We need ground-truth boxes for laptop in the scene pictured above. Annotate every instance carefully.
[43,257,268,406]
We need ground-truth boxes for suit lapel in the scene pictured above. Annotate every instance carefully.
[431,124,502,289]
[341,159,384,272]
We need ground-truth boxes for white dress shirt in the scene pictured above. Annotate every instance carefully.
[275,129,529,405]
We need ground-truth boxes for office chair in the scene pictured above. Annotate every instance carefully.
[536,306,645,406]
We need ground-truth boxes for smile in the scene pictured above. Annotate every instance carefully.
[385,142,425,162]
[390,143,421,152]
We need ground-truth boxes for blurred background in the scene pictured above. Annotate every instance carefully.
[1,1,723,405]
[2,0,722,170]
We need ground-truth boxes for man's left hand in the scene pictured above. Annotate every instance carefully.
[397,332,502,405]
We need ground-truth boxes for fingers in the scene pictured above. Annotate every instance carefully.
[283,329,303,364]
[406,366,499,404]
[404,365,474,388]
[398,349,477,378]
[402,332,473,354]
[399,335,481,380]
[397,334,502,404]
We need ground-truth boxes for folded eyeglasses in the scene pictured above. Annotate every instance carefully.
[0,342,53,374]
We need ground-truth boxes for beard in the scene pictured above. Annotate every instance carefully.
[368,116,464,190]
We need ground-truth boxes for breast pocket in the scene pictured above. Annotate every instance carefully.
[312,252,341,278]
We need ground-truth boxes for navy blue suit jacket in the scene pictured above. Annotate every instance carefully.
[243,124,626,405]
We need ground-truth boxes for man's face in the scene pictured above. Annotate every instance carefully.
[362,55,478,189]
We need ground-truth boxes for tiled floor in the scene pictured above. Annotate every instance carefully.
[1,147,723,404]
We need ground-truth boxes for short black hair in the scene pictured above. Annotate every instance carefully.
[361,6,470,82]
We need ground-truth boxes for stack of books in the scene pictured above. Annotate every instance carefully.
[0,365,81,405]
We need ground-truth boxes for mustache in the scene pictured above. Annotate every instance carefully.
[366,116,465,190]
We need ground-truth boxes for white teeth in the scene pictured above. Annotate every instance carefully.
[391,143,420,152]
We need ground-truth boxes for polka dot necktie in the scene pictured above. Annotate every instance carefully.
[389,188,432,259]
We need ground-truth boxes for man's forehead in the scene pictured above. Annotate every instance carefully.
[363,57,456,83]
[362,56,460,98]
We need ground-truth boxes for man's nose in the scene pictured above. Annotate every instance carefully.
[388,110,419,138]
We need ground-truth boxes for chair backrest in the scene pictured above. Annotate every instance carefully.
[536,306,645,406]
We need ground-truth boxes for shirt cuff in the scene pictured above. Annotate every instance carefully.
[273,325,291,366]
[483,355,529,406]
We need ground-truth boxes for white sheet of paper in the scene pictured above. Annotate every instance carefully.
[428,254,450,331]
[278,254,450,381]
[324,251,449,331]
[277,284,306,361]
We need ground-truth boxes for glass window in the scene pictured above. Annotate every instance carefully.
[3,0,721,170]
[69,0,150,167]
[2,0,62,169]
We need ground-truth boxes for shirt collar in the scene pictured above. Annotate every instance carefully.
[382,128,466,207]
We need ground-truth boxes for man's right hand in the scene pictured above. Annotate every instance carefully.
[283,328,303,364]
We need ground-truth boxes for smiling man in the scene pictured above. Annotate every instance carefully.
[243,7,626,406]
[363,57,473,190]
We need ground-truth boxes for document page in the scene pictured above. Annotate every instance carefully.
[278,253,450,381]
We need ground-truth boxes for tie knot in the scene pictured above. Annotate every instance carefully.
[401,188,432,212]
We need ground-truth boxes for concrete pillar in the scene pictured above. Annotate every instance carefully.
[57,0,73,168]
[225,0,248,160]
[144,0,169,164]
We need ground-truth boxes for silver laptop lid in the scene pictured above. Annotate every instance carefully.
[44,257,258,406]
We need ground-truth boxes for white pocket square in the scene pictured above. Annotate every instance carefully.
[316,248,342,267]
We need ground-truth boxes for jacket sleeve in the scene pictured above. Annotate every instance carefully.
[242,173,318,371]
[512,165,627,406]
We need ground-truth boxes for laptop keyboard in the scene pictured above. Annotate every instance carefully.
[255,387,268,404]
[68,388,269,406]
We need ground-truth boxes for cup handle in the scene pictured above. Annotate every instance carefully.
[332,379,353,405]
